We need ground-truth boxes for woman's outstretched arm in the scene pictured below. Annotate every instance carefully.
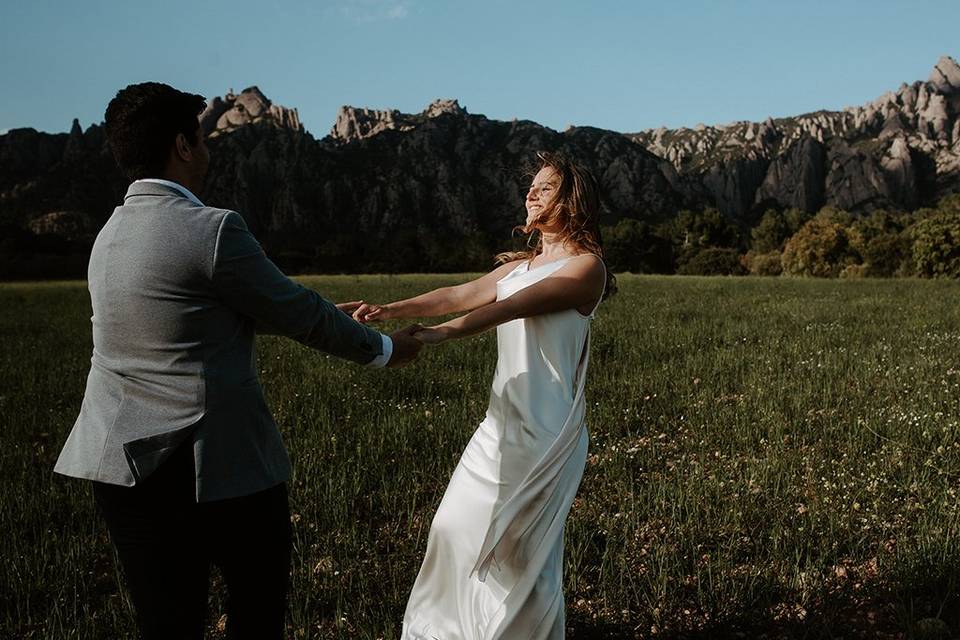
[414,255,605,344]
[350,259,523,322]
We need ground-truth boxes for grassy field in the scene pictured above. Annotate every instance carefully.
[2,275,959,639]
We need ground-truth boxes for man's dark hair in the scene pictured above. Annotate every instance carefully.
[104,82,207,180]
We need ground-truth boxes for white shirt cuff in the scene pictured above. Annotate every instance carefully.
[368,334,393,368]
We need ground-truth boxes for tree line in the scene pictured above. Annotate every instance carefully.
[4,193,960,280]
[602,194,960,278]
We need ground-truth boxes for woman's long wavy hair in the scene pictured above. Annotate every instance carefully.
[496,151,617,299]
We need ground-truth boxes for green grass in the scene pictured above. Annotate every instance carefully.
[2,275,959,639]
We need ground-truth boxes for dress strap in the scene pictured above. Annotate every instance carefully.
[587,256,607,318]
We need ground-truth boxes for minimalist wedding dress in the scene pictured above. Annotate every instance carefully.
[402,256,601,640]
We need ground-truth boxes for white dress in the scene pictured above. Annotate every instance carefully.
[402,256,600,640]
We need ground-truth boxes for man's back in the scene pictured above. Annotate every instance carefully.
[56,82,416,640]
[56,180,384,500]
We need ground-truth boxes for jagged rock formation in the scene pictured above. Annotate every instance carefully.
[631,55,960,217]
[2,56,960,277]
[755,136,826,212]
[0,119,124,232]
[200,87,302,138]
[330,99,465,143]
[199,105,682,273]
[1,93,681,275]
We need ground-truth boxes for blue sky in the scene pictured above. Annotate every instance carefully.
[1,0,958,136]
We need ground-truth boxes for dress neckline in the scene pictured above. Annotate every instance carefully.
[499,255,583,285]
[498,255,597,319]
[520,255,575,273]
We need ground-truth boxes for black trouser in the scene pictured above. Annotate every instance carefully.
[92,444,292,640]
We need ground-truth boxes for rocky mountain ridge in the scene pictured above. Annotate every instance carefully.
[200,86,302,137]
[629,55,960,216]
[329,98,466,143]
[2,57,959,277]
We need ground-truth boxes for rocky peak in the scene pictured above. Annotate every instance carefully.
[929,55,960,94]
[7,59,960,274]
[423,98,465,118]
[200,86,302,138]
[330,98,467,144]
[330,105,411,143]
[63,118,86,159]
[626,54,960,215]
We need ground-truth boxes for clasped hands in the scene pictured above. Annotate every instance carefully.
[337,300,448,344]
[335,301,447,368]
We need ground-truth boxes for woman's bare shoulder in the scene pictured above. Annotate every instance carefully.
[566,253,606,275]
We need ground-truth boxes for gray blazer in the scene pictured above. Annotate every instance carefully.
[54,181,384,501]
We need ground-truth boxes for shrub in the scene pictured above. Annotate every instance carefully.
[911,209,960,278]
[861,232,911,277]
[677,247,745,276]
[602,219,674,273]
[742,250,783,276]
[839,264,868,279]
[781,218,858,277]
[750,209,803,253]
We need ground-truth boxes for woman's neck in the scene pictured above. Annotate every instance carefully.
[538,234,572,260]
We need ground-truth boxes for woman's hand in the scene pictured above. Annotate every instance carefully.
[351,302,392,324]
[336,300,364,314]
[412,326,452,345]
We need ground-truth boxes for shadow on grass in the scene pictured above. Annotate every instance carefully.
[568,574,959,640]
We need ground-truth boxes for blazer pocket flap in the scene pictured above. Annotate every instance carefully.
[122,422,200,483]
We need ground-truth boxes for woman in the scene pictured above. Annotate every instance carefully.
[354,152,614,639]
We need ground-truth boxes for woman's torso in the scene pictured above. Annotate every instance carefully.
[482,257,594,452]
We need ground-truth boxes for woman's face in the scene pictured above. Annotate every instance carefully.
[525,166,561,227]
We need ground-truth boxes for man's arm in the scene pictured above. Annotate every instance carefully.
[211,211,417,366]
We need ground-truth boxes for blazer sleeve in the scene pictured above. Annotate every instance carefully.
[211,211,383,365]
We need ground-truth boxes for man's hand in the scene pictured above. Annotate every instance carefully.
[412,325,451,345]
[386,324,424,368]
[336,300,365,314]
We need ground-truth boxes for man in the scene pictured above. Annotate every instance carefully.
[53,82,422,639]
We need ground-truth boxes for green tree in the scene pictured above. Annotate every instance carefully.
[673,207,740,251]
[677,247,745,276]
[781,217,858,277]
[421,231,491,272]
[861,232,912,277]
[741,250,783,276]
[814,206,857,227]
[671,208,742,273]
[602,219,673,273]
[750,209,804,253]
[912,204,960,278]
